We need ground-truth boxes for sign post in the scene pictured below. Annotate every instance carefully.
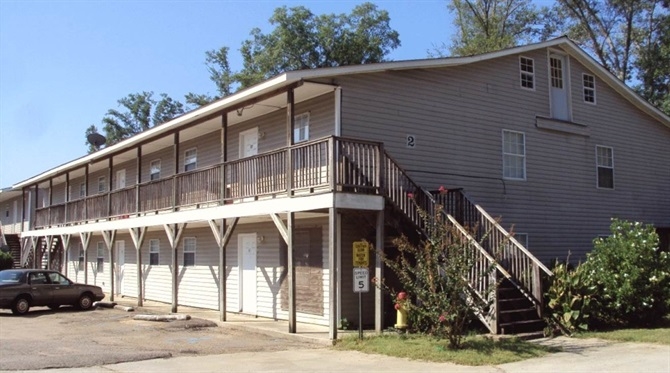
[352,241,370,339]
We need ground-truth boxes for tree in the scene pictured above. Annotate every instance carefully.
[85,92,185,152]
[187,3,400,106]
[438,0,551,57]
[633,9,670,115]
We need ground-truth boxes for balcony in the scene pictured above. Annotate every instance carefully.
[34,136,382,229]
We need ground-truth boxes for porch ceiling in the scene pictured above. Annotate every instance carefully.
[81,82,335,176]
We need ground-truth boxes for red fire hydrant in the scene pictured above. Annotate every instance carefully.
[394,291,408,330]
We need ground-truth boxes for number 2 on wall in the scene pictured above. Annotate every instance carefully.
[406,135,415,148]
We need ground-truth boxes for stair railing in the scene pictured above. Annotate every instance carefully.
[434,189,553,314]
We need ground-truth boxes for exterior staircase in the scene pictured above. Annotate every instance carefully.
[5,234,22,269]
[350,147,554,335]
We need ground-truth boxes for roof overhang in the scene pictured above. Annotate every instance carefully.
[13,37,669,189]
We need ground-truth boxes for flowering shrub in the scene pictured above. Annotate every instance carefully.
[375,205,495,349]
[582,219,669,327]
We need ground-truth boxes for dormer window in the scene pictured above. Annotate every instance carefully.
[583,74,596,104]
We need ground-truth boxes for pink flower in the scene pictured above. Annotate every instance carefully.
[438,185,448,194]
[439,314,446,323]
[394,303,401,311]
[407,192,414,199]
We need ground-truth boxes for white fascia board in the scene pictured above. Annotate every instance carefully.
[19,193,384,237]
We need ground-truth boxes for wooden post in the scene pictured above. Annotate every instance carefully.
[64,172,69,223]
[287,211,295,333]
[375,210,384,333]
[286,89,294,196]
[84,165,89,221]
[108,158,113,217]
[129,227,146,307]
[80,232,91,284]
[173,132,180,211]
[136,147,142,214]
[329,207,338,340]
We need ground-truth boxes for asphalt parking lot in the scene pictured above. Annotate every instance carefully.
[0,305,319,371]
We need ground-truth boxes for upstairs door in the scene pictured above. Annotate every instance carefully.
[549,53,570,121]
[238,128,259,198]
[116,169,126,190]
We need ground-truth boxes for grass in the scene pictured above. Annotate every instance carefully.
[575,316,670,345]
[333,333,559,366]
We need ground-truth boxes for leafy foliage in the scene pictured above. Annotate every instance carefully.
[545,258,595,334]
[549,0,669,115]
[85,91,185,152]
[582,219,670,327]
[376,207,495,349]
[0,251,13,270]
[439,0,552,56]
[188,3,400,104]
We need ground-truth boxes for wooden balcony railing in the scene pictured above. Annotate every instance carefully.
[33,136,378,228]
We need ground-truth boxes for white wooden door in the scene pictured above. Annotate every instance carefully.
[549,53,570,121]
[238,233,257,314]
[115,241,125,295]
[116,169,126,189]
[238,128,259,198]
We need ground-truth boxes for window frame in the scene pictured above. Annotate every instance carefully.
[596,145,614,189]
[79,182,86,198]
[293,112,310,143]
[149,239,160,265]
[582,73,596,104]
[184,148,197,172]
[519,56,535,91]
[183,237,196,267]
[502,130,527,181]
[96,242,105,273]
[150,159,161,181]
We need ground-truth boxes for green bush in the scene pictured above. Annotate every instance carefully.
[582,219,670,327]
[545,258,595,334]
[0,251,13,271]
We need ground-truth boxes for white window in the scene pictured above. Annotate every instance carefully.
[150,160,161,181]
[519,57,534,90]
[79,183,86,198]
[583,74,596,104]
[293,113,310,143]
[596,146,614,189]
[149,239,160,265]
[96,242,104,273]
[98,176,106,193]
[502,130,526,180]
[184,149,197,172]
[183,237,196,267]
[550,57,564,89]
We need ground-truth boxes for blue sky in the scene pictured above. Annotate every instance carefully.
[0,1,456,188]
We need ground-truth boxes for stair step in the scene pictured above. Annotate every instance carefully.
[499,319,545,335]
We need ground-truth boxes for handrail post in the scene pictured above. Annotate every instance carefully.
[377,143,384,195]
[329,137,336,191]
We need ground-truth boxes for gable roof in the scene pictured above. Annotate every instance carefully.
[13,36,670,188]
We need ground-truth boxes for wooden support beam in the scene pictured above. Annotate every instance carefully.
[270,213,289,244]
[101,230,117,301]
[30,236,37,269]
[375,210,384,333]
[129,227,147,307]
[164,223,187,313]
[61,234,71,277]
[80,232,91,283]
[287,212,295,333]
[45,235,53,270]
[286,89,295,196]
[329,207,338,340]
[209,218,238,322]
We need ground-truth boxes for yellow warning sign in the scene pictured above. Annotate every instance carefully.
[353,241,369,267]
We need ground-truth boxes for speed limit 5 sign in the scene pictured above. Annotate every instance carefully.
[353,268,369,293]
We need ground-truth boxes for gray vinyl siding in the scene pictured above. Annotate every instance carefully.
[226,93,335,161]
[141,146,175,182]
[338,48,670,263]
[142,230,175,304]
[0,195,22,233]
[112,160,137,189]
[179,131,221,172]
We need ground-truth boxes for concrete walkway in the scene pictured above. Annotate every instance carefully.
[45,296,666,373]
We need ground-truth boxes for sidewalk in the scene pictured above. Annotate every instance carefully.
[107,295,341,346]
